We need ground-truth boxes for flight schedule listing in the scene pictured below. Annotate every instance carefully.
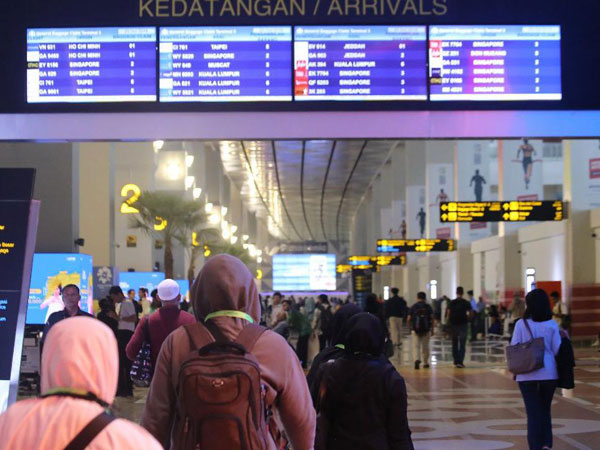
[294,26,427,101]
[159,27,292,102]
[429,25,562,101]
[27,27,157,103]
[440,201,564,222]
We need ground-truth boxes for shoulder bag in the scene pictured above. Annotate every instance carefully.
[505,318,545,375]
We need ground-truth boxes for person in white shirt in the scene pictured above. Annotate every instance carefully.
[510,289,561,450]
[138,287,152,317]
[109,286,136,397]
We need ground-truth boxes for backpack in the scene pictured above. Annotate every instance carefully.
[413,304,432,335]
[320,307,333,338]
[176,322,270,450]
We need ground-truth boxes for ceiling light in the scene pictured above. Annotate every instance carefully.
[221,206,228,216]
[166,161,183,180]
[230,225,238,234]
[242,235,249,241]
[230,235,238,244]
[268,163,274,168]
[222,229,230,240]
[153,140,164,152]
[185,154,195,168]
[208,213,220,225]
[185,176,195,190]
[257,256,262,264]
[193,188,202,200]
[256,250,262,256]
[205,203,213,213]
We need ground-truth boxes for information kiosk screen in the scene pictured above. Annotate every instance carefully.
[159,26,292,102]
[26,27,157,103]
[294,26,427,101]
[429,25,561,101]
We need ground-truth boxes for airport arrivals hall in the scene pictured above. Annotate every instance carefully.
[1,0,600,449]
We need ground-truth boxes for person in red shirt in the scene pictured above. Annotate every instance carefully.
[126,279,195,367]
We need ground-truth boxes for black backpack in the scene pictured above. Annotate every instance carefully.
[413,304,432,335]
[320,306,333,338]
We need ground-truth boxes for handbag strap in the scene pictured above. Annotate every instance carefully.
[64,412,115,450]
[522,318,535,340]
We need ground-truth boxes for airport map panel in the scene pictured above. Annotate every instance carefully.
[429,25,561,101]
[439,201,564,222]
[159,26,292,102]
[27,27,157,103]
[294,26,427,101]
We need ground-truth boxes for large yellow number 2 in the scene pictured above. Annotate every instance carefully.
[120,184,141,214]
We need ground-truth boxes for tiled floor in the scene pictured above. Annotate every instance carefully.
[111,335,600,449]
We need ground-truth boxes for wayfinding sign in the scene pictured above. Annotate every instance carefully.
[0,169,40,413]
[377,238,455,252]
[440,201,564,222]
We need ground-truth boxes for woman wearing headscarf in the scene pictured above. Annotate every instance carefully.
[142,254,315,449]
[511,289,561,450]
[306,303,362,407]
[0,317,162,450]
[315,313,413,450]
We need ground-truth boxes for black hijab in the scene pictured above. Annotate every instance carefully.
[343,312,385,357]
[330,303,362,345]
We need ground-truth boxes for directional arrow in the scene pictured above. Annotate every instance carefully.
[442,213,448,221]
[503,213,510,221]
[503,203,510,211]
[441,204,448,211]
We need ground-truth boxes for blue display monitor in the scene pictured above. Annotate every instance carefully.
[175,279,190,300]
[27,254,93,325]
[273,254,336,291]
[159,26,292,102]
[26,27,157,103]
[294,26,427,101]
[429,25,562,101]
[119,272,165,294]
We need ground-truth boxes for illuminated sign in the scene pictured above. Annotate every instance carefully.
[440,201,564,222]
[336,264,352,274]
[376,255,407,266]
[120,184,141,214]
[377,239,455,252]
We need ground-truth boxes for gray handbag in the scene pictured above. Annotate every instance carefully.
[506,318,545,375]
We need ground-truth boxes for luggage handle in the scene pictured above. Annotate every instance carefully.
[198,341,247,356]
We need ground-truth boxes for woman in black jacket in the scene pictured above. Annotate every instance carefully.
[315,313,413,450]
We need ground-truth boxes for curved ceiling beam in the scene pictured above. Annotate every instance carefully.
[320,140,337,244]
[240,141,292,241]
[336,140,368,244]
[300,140,317,241]
[271,140,304,240]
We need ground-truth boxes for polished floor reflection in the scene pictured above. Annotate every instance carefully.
[112,337,600,450]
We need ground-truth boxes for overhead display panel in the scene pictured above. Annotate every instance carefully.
[159,26,292,102]
[440,201,564,222]
[26,27,156,103]
[376,255,407,266]
[377,239,456,252]
[429,25,561,101]
[294,26,427,101]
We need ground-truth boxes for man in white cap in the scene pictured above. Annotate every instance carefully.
[126,279,196,368]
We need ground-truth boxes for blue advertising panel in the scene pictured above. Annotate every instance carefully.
[27,27,157,103]
[273,253,336,291]
[429,25,561,101]
[294,26,427,101]
[119,272,165,294]
[27,254,94,325]
[159,26,292,102]
[175,279,190,300]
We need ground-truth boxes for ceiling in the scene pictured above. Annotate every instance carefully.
[211,139,401,249]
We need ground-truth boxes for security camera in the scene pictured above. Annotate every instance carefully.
[74,238,85,247]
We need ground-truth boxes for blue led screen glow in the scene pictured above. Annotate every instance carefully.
[429,25,561,101]
[119,272,165,294]
[294,26,427,101]
[272,254,336,291]
[27,253,93,325]
[175,279,190,300]
[159,26,292,102]
[26,27,157,103]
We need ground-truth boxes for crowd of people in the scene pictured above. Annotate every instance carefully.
[0,254,577,449]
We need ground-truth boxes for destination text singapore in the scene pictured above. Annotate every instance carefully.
[139,0,448,17]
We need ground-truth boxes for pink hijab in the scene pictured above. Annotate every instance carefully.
[0,317,161,450]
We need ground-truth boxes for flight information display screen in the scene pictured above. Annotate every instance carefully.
[159,26,292,102]
[440,201,564,222]
[429,25,562,101]
[294,26,427,101]
[377,239,456,252]
[26,27,157,103]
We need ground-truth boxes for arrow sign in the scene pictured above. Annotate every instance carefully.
[503,203,510,211]
[442,213,448,221]
[503,213,510,220]
[441,204,448,211]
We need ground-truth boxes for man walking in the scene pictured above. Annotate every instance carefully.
[126,279,196,368]
[446,286,472,368]
[110,286,137,397]
[407,292,434,370]
[386,287,408,347]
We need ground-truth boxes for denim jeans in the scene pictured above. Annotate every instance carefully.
[451,324,468,364]
[519,380,557,449]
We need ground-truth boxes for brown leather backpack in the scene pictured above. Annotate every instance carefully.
[175,322,269,450]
